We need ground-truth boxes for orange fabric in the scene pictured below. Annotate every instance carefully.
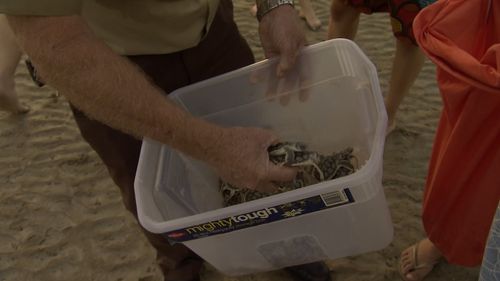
[413,0,500,266]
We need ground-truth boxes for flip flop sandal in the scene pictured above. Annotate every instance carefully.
[399,241,438,281]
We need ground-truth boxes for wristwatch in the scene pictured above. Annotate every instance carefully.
[256,0,294,21]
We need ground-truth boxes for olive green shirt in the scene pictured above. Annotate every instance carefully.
[0,0,220,55]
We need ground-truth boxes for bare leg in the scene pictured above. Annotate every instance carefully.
[385,40,425,131]
[0,15,29,114]
[298,0,321,31]
[327,0,360,40]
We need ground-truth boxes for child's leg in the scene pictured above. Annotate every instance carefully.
[327,0,361,39]
[385,0,429,131]
[0,15,28,114]
[385,39,425,129]
[298,0,322,31]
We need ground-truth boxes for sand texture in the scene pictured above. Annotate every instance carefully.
[0,1,480,280]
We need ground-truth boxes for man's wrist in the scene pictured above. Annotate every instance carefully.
[256,0,294,21]
[182,116,225,163]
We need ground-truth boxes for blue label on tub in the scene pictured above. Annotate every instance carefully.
[164,188,355,242]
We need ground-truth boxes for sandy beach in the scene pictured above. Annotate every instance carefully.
[0,0,481,280]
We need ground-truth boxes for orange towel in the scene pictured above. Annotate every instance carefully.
[413,0,500,266]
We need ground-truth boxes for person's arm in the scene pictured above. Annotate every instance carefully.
[7,15,296,191]
[8,15,212,153]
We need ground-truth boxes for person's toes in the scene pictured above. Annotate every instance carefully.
[401,250,411,263]
[399,246,415,278]
[406,268,431,281]
[401,260,412,273]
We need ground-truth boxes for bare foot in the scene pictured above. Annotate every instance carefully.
[0,89,30,114]
[399,238,442,281]
[298,0,321,30]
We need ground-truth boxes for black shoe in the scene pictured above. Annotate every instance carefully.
[285,261,332,281]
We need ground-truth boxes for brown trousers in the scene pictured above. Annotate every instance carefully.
[69,1,254,280]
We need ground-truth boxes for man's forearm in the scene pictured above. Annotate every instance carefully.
[7,15,222,161]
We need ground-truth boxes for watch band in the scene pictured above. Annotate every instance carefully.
[256,0,294,21]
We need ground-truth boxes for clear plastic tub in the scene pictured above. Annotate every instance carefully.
[134,39,393,276]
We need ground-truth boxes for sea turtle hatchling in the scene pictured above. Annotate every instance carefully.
[220,142,358,207]
[314,147,357,181]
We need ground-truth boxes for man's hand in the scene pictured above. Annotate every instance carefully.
[258,5,306,77]
[206,126,297,193]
